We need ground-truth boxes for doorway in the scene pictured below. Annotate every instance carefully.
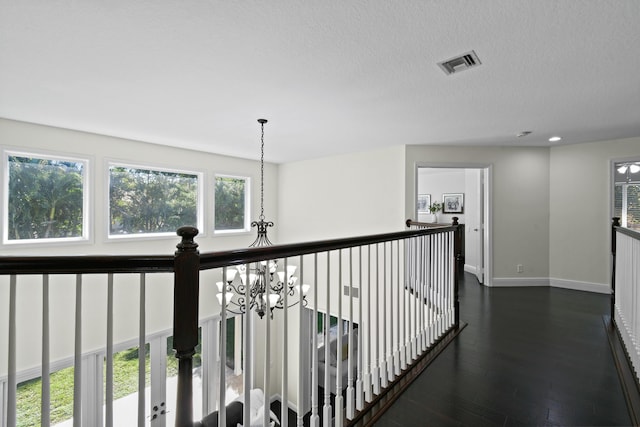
[415,164,492,285]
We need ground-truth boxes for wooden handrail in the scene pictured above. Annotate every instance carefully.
[0,255,174,275]
[199,226,457,270]
[406,217,459,228]
[0,227,456,275]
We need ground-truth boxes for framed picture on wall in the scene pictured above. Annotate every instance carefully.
[417,194,431,214]
[442,193,464,214]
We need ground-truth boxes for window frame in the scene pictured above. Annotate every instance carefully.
[106,161,204,240]
[613,158,640,230]
[2,149,91,246]
[213,174,251,235]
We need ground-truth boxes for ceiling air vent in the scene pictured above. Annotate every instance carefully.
[438,50,481,75]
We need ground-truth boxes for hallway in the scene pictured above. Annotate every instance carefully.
[375,274,631,426]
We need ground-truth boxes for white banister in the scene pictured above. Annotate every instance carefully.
[243,264,252,427]
[364,245,372,403]
[373,244,381,396]
[264,266,271,427]
[218,267,228,427]
[346,248,355,420]
[106,273,114,427]
[41,275,50,427]
[334,251,343,427]
[297,255,305,427]
[355,247,364,411]
[73,274,82,427]
[381,243,389,388]
[323,257,331,427]
[0,224,459,427]
[615,231,640,383]
[138,273,146,427]
[282,258,289,427]
[310,254,319,427]
[7,275,16,427]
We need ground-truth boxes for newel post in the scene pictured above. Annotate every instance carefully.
[174,226,200,427]
[452,216,462,328]
[611,217,621,321]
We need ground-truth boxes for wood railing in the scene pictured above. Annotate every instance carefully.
[1,223,462,427]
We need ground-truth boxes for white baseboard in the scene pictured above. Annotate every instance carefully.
[489,277,610,294]
[491,277,549,287]
[464,264,477,274]
[550,277,611,294]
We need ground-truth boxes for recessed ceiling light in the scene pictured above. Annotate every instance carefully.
[549,136,562,142]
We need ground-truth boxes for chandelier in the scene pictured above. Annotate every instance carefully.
[216,119,309,318]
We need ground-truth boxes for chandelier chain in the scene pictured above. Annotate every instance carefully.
[260,121,265,221]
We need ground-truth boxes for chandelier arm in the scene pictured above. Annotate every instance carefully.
[226,282,245,295]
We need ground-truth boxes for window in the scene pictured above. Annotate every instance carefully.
[615,184,640,230]
[614,160,640,230]
[214,175,249,233]
[109,164,201,238]
[4,152,88,244]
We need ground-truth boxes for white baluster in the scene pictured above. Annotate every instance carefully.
[346,248,355,419]
[335,251,343,427]
[372,244,381,395]
[42,275,50,427]
[243,264,252,427]
[297,255,305,427]
[282,258,289,427]
[7,275,17,427]
[310,254,320,427]
[73,274,82,427]
[364,246,372,403]
[356,246,364,412]
[106,273,114,427]
[323,256,331,427]
[138,274,146,427]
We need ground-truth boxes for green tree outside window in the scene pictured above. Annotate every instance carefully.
[215,176,247,231]
[8,155,85,241]
[109,166,198,235]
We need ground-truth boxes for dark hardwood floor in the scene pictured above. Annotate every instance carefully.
[374,273,632,427]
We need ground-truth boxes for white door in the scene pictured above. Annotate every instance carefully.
[474,170,485,284]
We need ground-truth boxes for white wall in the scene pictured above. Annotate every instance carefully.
[549,136,640,291]
[0,118,277,375]
[277,145,407,243]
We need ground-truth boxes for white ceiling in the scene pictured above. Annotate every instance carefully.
[1,1,639,164]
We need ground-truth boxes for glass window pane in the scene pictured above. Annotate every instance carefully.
[7,155,85,242]
[214,176,248,232]
[614,184,623,220]
[627,184,640,230]
[109,165,199,236]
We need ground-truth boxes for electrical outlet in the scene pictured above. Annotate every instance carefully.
[517,264,523,273]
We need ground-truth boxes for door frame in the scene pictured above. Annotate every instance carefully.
[414,162,493,286]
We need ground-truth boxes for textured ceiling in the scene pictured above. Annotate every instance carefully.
[1,1,639,163]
